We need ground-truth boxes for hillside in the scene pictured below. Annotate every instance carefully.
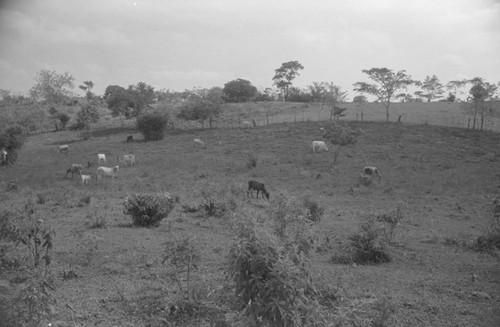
[1,120,500,326]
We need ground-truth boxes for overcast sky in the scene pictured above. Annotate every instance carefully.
[0,0,499,100]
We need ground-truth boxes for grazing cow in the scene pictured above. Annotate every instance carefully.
[96,165,119,183]
[193,138,206,149]
[364,166,382,179]
[97,153,106,164]
[241,120,253,128]
[126,135,134,143]
[311,141,328,153]
[80,174,92,185]
[118,154,136,167]
[247,180,270,199]
[59,145,69,154]
[66,164,83,179]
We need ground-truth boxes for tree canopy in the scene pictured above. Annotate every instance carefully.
[353,68,414,122]
[29,70,75,104]
[177,87,224,128]
[421,75,444,102]
[223,79,257,102]
[272,60,304,101]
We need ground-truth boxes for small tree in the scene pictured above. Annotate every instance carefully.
[76,104,99,138]
[322,122,361,165]
[272,60,304,101]
[57,113,70,130]
[353,68,414,122]
[136,112,170,141]
[223,78,257,102]
[446,79,468,102]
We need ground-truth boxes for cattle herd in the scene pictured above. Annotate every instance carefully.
[57,131,380,199]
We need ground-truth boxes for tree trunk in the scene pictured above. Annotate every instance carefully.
[385,103,390,122]
[472,102,478,130]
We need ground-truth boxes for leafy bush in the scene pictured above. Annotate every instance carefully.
[473,200,500,251]
[227,222,323,327]
[349,216,391,264]
[124,192,176,227]
[302,195,325,223]
[136,112,171,141]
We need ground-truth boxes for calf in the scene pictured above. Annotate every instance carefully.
[66,164,83,179]
[80,174,92,185]
[247,180,270,199]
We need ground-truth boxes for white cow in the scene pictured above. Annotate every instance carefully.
[59,145,69,154]
[311,141,328,153]
[118,154,136,167]
[96,165,119,183]
[80,174,92,185]
[97,153,106,164]
[193,138,206,149]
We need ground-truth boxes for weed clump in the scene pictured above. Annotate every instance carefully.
[302,195,325,223]
[124,192,176,227]
[473,200,500,251]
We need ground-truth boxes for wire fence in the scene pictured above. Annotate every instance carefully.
[172,104,500,133]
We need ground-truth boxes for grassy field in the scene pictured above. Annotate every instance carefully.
[1,117,500,326]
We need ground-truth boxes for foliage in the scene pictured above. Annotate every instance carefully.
[353,67,414,122]
[446,80,468,101]
[287,87,314,102]
[124,192,176,227]
[272,60,304,101]
[29,70,75,104]
[348,216,392,264]
[473,200,500,251]
[198,183,237,218]
[227,220,323,327]
[15,218,55,268]
[223,78,257,102]
[353,95,368,103]
[302,195,325,223]
[76,232,101,266]
[104,85,137,120]
[136,111,171,141]
[128,81,156,115]
[177,88,224,128]
[420,75,444,102]
[0,124,25,166]
[13,269,57,326]
[254,87,278,101]
[75,103,100,133]
[163,237,200,302]
[322,122,361,165]
[468,77,498,130]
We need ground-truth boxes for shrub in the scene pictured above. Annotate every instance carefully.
[136,112,170,141]
[124,192,176,227]
[473,201,500,251]
[227,222,323,327]
[349,216,391,264]
[302,195,325,223]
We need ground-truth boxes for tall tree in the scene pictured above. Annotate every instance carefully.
[104,85,137,123]
[353,68,414,122]
[272,60,304,101]
[76,80,99,138]
[223,79,257,102]
[128,82,155,116]
[29,70,75,104]
[445,80,468,102]
[468,77,498,130]
[421,75,444,102]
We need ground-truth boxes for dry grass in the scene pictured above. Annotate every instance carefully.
[1,117,500,326]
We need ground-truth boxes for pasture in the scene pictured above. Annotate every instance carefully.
[1,119,500,326]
